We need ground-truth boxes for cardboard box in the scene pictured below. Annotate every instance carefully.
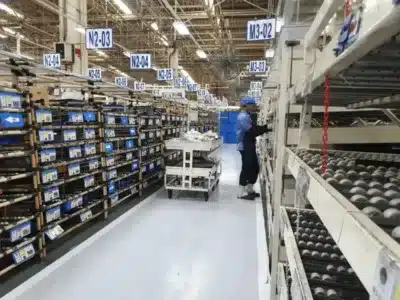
[29,87,49,105]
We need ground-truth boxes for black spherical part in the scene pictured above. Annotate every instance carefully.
[384,190,400,200]
[383,208,400,221]
[369,196,389,208]
[367,188,384,197]
[391,226,400,241]
[350,194,368,204]
[389,199,400,209]
[362,206,383,217]
[369,181,384,189]
[349,187,367,196]
[354,180,369,189]
[384,183,400,191]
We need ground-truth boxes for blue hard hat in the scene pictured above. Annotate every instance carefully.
[240,96,257,106]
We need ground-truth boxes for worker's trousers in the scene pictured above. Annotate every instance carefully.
[239,149,259,186]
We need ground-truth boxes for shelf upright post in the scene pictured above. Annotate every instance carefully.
[270,39,295,299]
[138,109,143,194]
[297,103,312,148]
[98,100,108,220]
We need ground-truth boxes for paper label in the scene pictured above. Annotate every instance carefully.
[39,129,54,142]
[84,175,95,188]
[68,112,84,123]
[126,153,133,161]
[68,146,82,159]
[149,163,154,170]
[63,129,77,141]
[69,196,83,209]
[105,129,115,138]
[149,132,154,138]
[150,148,155,154]
[140,119,146,125]
[89,159,99,170]
[106,115,115,124]
[84,144,96,155]
[68,163,81,176]
[142,149,147,156]
[80,210,93,222]
[156,131,161,137]
[156,119,160,125]
[110,194,119,204]
[42,169,58,183]
[156,146,160,152]
[148,119,153,126]
[10,221,31,242]
[84,128,96,139]
[40,149,56,163]
[140,133,146,139]
[45,206,61,223]
[12,243,35,264]
[107,169,117,180]
[36,109,52,123]
[83,111,96,122]
[129,128,136,136]
[168,129,171,134]
[129,117,135,125]
[106,156,115,166]
[104,142,113,152]
[43,186,60,202]
[45,225,64,240]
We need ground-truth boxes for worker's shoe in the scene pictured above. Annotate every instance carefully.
[248,191,260,198]
[239,193,256,200]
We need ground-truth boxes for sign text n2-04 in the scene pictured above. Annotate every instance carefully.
[88,68,102,81]
[248,60,268,73]
[157,68,173,81]
[130,54,152,69]
[115,77,128,87]
[43,53,61,68]
[85,28,113,49]
[246,19,276,41]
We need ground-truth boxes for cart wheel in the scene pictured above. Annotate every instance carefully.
[204,192,209,202]
[168,190,173,199]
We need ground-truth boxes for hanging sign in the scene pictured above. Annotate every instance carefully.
[186,83,199,92]
[157,68,173,81]
[43,53,61,68]
[174,77,187,88]
[248,90,262,98]
[198,88,208,97]
[130,53,152,69]
[88,68,102,81]
[248,60,268,73]
[250,81,263,90]
[115,77,128,87]
[133,81,146,91]
[246,18,276,41]
[85,28,113,49]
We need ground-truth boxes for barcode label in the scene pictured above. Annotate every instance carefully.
[110,194,119,204]
[10,221,31,242]
[69,196,83,209]
[68,163,81,176]
[156,131,161,137]
[129,117,135,125]
[42,169,58,184]
[80,210,93,222]
[140,133,146,139]
[43,186,60,202]
[106,156,115,166]
[142,149,147,156]
[149,132,154,138]
[84,128,96,139]
[106,116,115,124]
[107,169,117,180]
[69,146,82,158]
[63,129,77,141]
[40,149,56,163]
[45,225,64,240]
[126,153,133,161]
[105,129,115,138]
[68,112,84,123]
[84,175,95,188]
[36,109,52,123]
[39,129,54,142]
[89,159,99,170]
[84,144,96,155]
[12,243,35,264]
[45,206,61,223]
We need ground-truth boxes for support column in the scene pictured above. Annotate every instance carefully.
[59,0,88,75]
[168,46,179,84]
[297,103,313,148]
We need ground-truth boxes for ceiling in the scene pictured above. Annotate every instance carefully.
[0,0,322,102]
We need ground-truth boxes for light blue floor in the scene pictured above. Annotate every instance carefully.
[3,145,267,300]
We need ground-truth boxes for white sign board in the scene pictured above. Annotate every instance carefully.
[43,53,61,68]
[115,77,128,87]
[85,28,113,49]
[157,68,173,81]
[248,90,262,98]
[246,18,276,41]
[186,83,199,92]
[174,77,188,88]
[130,53,152,69]
[133,81,146,91]
[249,60,268,73]
[250,81,263,90]
[88,68,102,81]
[198,89,208,97]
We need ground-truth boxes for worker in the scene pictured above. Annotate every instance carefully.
[236,96,270,200]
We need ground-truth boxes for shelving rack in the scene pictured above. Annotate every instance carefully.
[264,1,400,299]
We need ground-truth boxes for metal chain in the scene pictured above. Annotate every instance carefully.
[321,74,330,174]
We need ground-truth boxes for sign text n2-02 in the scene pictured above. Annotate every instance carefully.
[157,68,173,81]
[43,53,61,68]
[130,54,152,69]
[248,60,268,73]
[115,77,128,87]
[85,28,113,49]
[246,19,276,41]
[88,68,102,81]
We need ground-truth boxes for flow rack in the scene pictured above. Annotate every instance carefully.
[164,138,222,201]
[161,113,187,140]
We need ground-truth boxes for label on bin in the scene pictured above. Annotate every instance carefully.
[129,117,135,125]
[106,156,115,166]
[40,149,56,163]
[105,115,115,125]
[36,109,52,123]
[84,144,96,155]
[83,111,96,122]
[12,243,35,264]
[105,129,115,138]
[80,210,92,222]
[68,163,81,176]
[63,129,77,141]
[104,142,113,153]
[69,196,83,209]
[149,132,154,138]
[69,146,82,159]
[84,128,96,139]
[10,221,31,242]
[126,153,133,161]
[89,159,99,170]
[42,168,58,184]
[39,129,54,142]
[110,194,119,204]
[84,175,95,188]
[43,186,59,202]
[46,206,61,223]
[107,169,117,180]
[45,225,64,240]
[68,112,84,123]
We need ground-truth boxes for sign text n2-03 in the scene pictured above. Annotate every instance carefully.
[115,77,128,87]
[43,53,61,68]
[134,81,146,91]
[246,19,276,41]
[88,68,102,81]
[157,68,173,81]
[130,54,152,69]
[248,60,268,73]
[85,28,113,49]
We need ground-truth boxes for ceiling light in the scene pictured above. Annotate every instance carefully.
[151,22,159,31]
[0,33,6,39]
[0,3,24,19]
[20,54,34,60]
[265,49,275,58]
[123,51,131,57]
[196,49,207,59]
[113,0,132,15]
[152,66,158,71]
[96,50,108,57]
[162,34,167,40]
[173,21,190,36]
[75,26,85,34]
[3,27,16,35]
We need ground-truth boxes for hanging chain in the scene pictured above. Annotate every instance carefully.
[321,74,330,174]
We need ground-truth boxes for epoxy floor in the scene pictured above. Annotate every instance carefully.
[3,145,268,300]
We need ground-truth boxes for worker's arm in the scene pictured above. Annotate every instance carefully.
[244,121,270,139]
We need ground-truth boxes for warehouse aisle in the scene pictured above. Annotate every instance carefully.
[3,145,269,300]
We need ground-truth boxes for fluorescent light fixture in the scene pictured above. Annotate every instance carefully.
[196,49,207,59]
[173,21,190,36]
[151,22,159,31]
[276,18,284,33]
[113,0,132,15]
[20,53,34,60]
[3,27,24,39]
[96,50,108,57]
[265,49,275,58]
[123,51,131,57]
[178,65,183,70]
[152,66,158,71]
[162,39,169,46]
[75,26,85,34]
[181,70,189,77]
[0,33,6,39]
[162,34,167,40]
[108,65,117,70]
[0,3,24,19]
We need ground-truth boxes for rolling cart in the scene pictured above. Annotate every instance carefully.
[164,138,222,201]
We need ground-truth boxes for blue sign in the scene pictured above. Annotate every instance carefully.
[0,112,24,128]
[108,183,116,194]
[83,111,96,122]
[129,128,136,136]
[68,112,84,123]
[132,160,139,171]
[120,116,128,125]
[125,140,134,149]
[104,142,113,153]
